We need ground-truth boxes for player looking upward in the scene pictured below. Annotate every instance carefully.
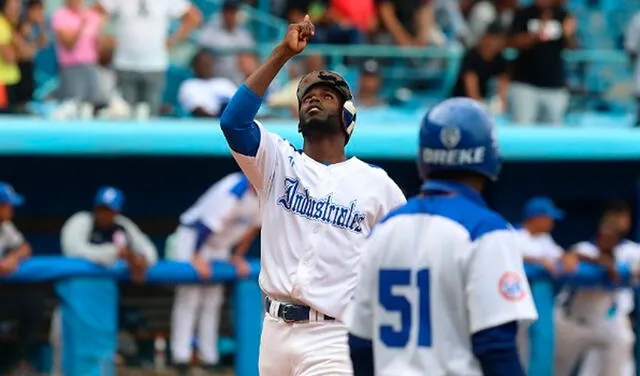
[346,97,538,376]
[219,15,406,376]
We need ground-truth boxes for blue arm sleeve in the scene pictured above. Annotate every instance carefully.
[471,321,525,376]
[219,84,263,157]
[193,221,214,253]
[349,334,374,376]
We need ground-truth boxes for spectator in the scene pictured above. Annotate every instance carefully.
[356,59,386,108]
[265,54,325,116]
[51,0,104,107]
[328,0,377,38]
[507,0,577,125]
[238,52,260,80]
[376,0,440,46]
[466,0,517,47]
[284,0,368,45]
[0,0,21,110]
[94,0,201,117]
[624,10,640,127]
[178,50,238,118]
[0,182,42,374]
[9,0,48,112]
[451,23,509,113]
[198,0,254,85]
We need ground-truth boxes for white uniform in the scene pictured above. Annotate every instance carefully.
[515,228,564,369]
[230,121,406,375]
[346,182,538,376]
[554,241,635,376]
[169,172,260,366]
[577,240,640,376]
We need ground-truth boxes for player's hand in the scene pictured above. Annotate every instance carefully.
[561,252,579,273]
[126,253,148,283]
[192,255,212,281]
[540,257,558,276]
[280,14,315,57]
[231,255,251,279]
[0,254,20,276]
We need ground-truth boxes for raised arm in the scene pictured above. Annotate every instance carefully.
[219,16,315,190]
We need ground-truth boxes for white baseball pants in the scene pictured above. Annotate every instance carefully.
[259,311,353,376]
[577,315,635,376]
[554,309,631,376]
[169,226,228,365]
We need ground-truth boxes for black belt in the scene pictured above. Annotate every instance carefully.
[265,297,335,323]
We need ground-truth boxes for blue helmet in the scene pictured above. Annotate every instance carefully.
[417,97,502,181]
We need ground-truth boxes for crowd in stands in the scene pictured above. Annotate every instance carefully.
[0,0,637,123]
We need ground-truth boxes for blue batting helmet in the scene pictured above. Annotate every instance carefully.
[417,97,502,181]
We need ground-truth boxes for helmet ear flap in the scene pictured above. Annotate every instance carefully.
[342,100,356,144]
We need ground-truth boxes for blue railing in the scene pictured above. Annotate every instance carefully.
[0,117,639,160]
[1,257,262,376]
[2,256,639,376]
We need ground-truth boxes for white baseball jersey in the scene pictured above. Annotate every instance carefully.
[231,121,406,320]
[179,172,260,255]
[559,241,627,323]
[517,228,564,260]
[346,181,538,376]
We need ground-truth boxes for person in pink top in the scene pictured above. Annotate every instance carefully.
[52,0,103,106]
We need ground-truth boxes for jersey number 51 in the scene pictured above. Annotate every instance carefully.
[378,269,432,348]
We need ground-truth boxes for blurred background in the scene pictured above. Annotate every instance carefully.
[0,0,639,374]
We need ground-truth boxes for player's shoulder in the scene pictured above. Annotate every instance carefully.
[379,194,510,241]
[64,211,92,227]
[351,159,396,183]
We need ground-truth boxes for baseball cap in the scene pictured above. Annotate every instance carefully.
[522,196,564,221]
[0,182,24,206]
[94,186,125,212]
[296,70,353,104]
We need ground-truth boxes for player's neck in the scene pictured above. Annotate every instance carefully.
[303,138,347,165]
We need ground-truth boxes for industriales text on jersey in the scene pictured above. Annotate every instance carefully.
[277,177,366,233]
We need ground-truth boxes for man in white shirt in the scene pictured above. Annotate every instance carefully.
[178,50,238,118]
[167,172,260,375]
[52,186,158,375]
[94,0,201,115]
[578,202,640,376]
[515,196,577,369]
[198,0,255,85]
[219,16,406,375]
[554,217,632,376]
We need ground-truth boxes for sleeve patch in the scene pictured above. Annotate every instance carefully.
[498,272,526,301]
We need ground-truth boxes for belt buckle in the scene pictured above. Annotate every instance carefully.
[281,305,296,323]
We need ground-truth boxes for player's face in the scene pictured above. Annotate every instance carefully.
[612,213,632,236]
[597,228,620,253]
[0,204,13,221]
[93,206,118,229]
[299,85,343,137]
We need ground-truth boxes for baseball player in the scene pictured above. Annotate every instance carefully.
[554,217,633,376]
[346,97,538,376]
[219,15,406,375]
[577,202,639,376]
[516,196,578,370]
[168,172,260,375]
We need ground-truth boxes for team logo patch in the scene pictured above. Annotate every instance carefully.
[498,272,525,301]
[439,126,461,149]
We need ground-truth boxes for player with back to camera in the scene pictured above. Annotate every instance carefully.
[346,97,539,376]
[218,14,406,376]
